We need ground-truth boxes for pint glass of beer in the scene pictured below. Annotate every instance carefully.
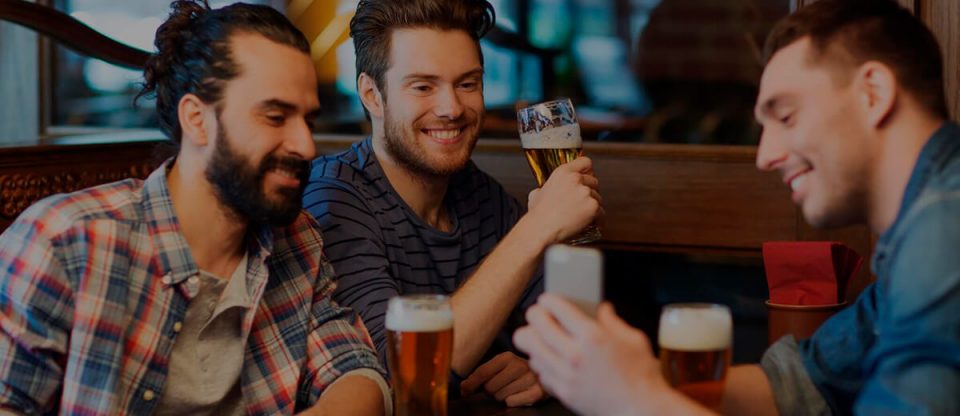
[385,295,454,416]
[658,303,732,411]
[517,98,601,245]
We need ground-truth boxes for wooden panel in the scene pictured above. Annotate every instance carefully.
[921,0,960,120]
[317,136,800,251]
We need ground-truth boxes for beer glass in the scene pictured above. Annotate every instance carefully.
[658,303,732,411]
[385,295,454,416]
[517,98,601,245]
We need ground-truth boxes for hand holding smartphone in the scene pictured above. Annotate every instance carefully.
[544,244,603,317]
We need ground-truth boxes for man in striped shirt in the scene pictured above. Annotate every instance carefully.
[303,0,603,407]
[0,2,388,414]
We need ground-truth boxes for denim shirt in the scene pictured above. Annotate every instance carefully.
[761,122,960,416]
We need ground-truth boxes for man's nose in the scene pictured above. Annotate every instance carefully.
[433,86,464,120]
[756,129,788,172]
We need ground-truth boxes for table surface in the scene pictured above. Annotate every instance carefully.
[449,394,577,416]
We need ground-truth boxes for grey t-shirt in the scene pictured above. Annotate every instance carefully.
[303,138,544,372]
[155,254,251,416]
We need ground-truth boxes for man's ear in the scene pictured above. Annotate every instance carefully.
[358,72,385,119]
[177,93,212,147]
[856,61,897,128]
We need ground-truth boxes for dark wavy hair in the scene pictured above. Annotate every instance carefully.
[135,0,310,144]
[764,0,947,119]
[350,0,495,103]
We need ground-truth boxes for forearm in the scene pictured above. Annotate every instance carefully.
[305,374,386,416]
[451,216,550,374]
[722,365,777,416]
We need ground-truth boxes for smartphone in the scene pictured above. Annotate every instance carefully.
[545,244,603,317]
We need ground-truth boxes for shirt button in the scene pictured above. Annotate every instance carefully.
[143,389,156,401]
[161,273,173,285]
[172,321,183,333]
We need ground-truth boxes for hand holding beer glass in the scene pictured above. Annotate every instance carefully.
[517,98,601,245]
[386,295,454,416]
[658,303,732,411]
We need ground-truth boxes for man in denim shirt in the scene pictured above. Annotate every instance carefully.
[512,1,959,415]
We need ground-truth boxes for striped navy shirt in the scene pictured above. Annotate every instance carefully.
[303,138,544,371]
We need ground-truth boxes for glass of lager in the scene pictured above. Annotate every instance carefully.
[516,98,601,245]
[658,303,732,411]
[385,295,454,416]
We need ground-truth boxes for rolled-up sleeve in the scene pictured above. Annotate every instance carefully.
[761,335,832,416]
[302,258,388,405]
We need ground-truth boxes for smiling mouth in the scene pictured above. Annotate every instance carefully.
[423,128,463,140]
[784,169,812,192]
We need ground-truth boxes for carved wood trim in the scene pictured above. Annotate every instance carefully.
[0,141,163,229]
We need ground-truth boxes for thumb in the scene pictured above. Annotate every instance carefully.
[597,302,636,334]
[528,188,541,206]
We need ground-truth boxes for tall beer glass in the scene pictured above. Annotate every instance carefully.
[658,303,732,411]
[385,295,454,416]
[517,98,601,245]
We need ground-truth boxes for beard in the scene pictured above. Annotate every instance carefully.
[205,121,310,227]
[382,108,480,179]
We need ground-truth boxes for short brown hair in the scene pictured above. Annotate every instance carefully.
[349,0,495,98]
[764,0,947,119]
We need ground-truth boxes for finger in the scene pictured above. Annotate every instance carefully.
[493,370,537,401]
[513,327,572,384]
[461,353,511,394]
[580,174,599,190]
[484,356,528,394]
[505,383,546,407]
[524,303,575,359]
[538,293,598,338]
[568,156,593,173]
[589,189,603,206]
[528,188,541,205]
[597,302,651,347]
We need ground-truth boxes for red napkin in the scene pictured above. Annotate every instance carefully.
[762,242,863,305]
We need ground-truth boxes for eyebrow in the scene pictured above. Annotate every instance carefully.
[755,95,792,122]
[256,98,321,118]
[402,68,485,83]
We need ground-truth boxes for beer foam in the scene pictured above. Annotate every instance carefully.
[658,306,732,351]
[520,123,582,149]
[385,297,454,332]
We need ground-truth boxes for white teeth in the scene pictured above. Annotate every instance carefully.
[273,168,296,179]
[426,129,461,140]
[790,174,807,191]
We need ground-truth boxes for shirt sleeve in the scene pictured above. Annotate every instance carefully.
[761,335,832,416]
[852,195,960,416]
[302,254,387,404]
[303,178,400,371]
[0,204,74,414]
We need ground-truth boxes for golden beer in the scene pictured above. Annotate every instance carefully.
[658,304,732,411]
[517,99,600,244]
[385,295,454,416]
[522,147,583,186]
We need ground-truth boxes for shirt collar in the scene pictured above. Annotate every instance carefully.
[873,122,960,270]
[141,158,276,286]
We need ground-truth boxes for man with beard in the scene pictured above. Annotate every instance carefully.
[302,0,602,407]
[0,1,389,415]
[514,1,960,415]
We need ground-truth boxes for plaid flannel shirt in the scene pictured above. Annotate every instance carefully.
[0,162,385,415]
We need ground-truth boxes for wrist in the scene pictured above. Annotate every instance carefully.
[512,214,558,252]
